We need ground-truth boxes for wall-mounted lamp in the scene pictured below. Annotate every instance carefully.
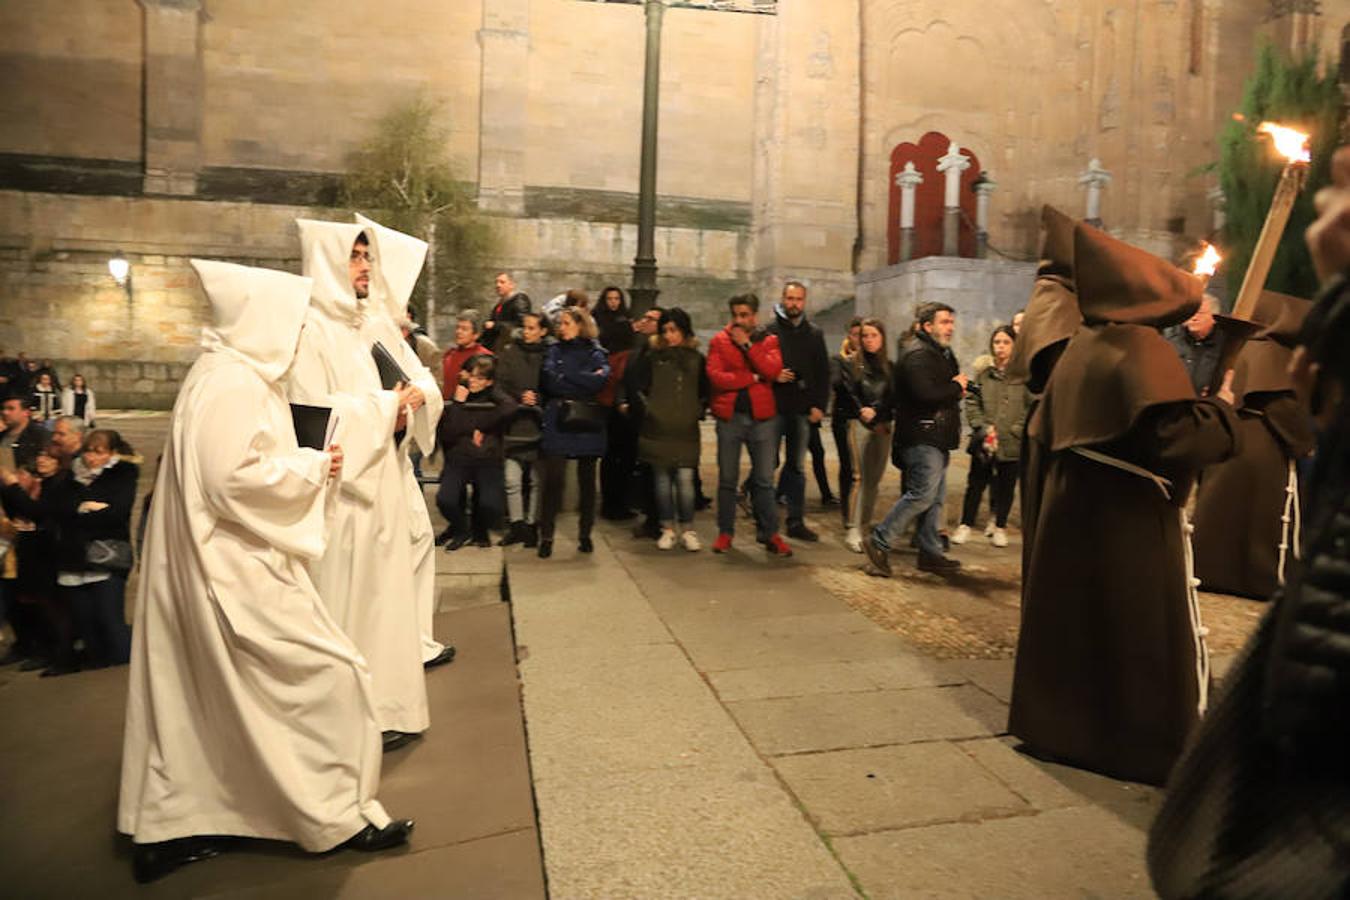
[109,251,131,287]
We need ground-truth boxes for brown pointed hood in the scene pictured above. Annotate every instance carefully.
[1008,207,1083,391]
[1231,292,1312,403]
[1074,224,1204,328]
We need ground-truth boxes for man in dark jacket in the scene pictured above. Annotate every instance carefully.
[1164,294,1222,395]
[865,302,967,576]
[2,395,50,470]
[765,281,831,541]
[480,271,531,352]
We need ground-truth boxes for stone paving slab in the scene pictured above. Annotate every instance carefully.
[728,684,1009,756]
[774,742,1032,836]
[831,805,1154,900]
[677,626,916,673]
[706,656,957,702]
[535,763,859,900]
[934,658,1016,703]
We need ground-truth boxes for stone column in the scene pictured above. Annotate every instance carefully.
[629,0,666,314]
[1079,158,1112,227]
[139,0,204,196]
[973,171,996,259]
[936,142,970,256]
[1207,186,1226,234]
[895,162,923,262]
[477,0,529,215]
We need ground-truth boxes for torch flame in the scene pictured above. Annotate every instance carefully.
[1258,122,1312,164]
[1192,243,1222,278]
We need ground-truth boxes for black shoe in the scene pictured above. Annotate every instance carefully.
[786,521,819,542]
[578,536,594,554]
[40,664,77,678]
[132,837,225,884]
[864,534,892,577]
[381,730,420,752]
[537,540,553,559]
[917,551,961,574]
[443,535,468,553]
[471,533,492,548]
[522,523,539,548]
[821,494,840,507]
[435,526,454,546]
[602,508,637,521]
[695,495,713,511]
[499,522,526,546]
[341,819,414,852]
[19,657,49,672]
[423,644,457,669]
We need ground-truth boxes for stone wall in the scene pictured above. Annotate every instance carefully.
[855,258,1036,374]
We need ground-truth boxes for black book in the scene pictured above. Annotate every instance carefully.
[290,403,333,451]
[371,341,409,390]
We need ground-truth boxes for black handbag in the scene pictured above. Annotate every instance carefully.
[86,538,133,573]
[557,399,606,433]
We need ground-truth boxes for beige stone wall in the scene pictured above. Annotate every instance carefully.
[0,0,143,160]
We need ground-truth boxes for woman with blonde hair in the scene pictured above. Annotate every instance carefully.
[833,318,893,552]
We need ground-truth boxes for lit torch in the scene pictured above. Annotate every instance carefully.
[1192,242,1222,280]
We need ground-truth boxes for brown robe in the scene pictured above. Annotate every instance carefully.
[1008,224,1240,786]
[1193,298,1315,600]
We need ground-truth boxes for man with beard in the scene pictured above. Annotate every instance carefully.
[120,260,411,885]
[354,214,456,670]
[285,220,429,751]
[864,302,967,576]
[765,281,830,542]
[1008,224,1239,786]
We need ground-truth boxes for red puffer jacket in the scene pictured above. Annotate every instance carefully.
[706,325,782,422]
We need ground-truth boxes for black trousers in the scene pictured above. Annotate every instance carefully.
[960,454,1019,528]
[437,464,505,539]
[538,455,598,541]
[831,416,853,524]
[774,420,834,502]
[600,409,638,517]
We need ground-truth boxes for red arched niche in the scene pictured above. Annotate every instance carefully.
[887,132,981,264]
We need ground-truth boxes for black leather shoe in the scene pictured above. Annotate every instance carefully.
[694,495,713,511]
[40,664,77,678]
[917,551,961,574]
[341,819,414,852]
[443,535,468,553]
[864,535,892,577]
[821,494,840,507]
[471,533,492,548]
[132,837,225,884]
[522,524,539,548]
[578,536,594,554]
[423,644,457,669]
[537,540,553,559]
[786,522,819,542]
[499,522,525,546]
[434,526,453,546]
[381,730,420,752]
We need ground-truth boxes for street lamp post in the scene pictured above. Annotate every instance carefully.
[629,0,666,314]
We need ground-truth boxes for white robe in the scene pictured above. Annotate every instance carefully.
[118,350,390,851]
[285,300,429,734]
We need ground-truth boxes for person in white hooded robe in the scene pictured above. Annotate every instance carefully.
[118,259,413,885]
[353,213,455,669]
[284,220,430,749]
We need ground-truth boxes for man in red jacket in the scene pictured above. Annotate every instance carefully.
[707,294,793,556]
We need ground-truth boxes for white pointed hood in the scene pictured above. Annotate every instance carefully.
[296,218,369,322]
[353,214,428,320]
[191,259,313,384]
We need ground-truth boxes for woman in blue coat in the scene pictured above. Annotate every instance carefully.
[536,306,611,558]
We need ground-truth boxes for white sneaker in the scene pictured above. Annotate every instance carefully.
[984,521,996,538]
[844,526,863,553]
[680,530,702,552]
[950,524,972,545]
[657,528,677,551]
[990,527,1009,548]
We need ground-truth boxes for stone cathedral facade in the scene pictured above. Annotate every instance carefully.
[1,0,1346,405]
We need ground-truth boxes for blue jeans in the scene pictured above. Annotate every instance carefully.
[716,414,779,540]
[873,444,949,557]
[653,466,696,527]
[70,574,131,667]
[776,412,811,524]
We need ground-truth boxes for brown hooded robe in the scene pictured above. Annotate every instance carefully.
[1008,224,1240,786]
[1193,294,1315,599]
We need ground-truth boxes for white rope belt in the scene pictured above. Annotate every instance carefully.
[1277,458,1302,587]
[1069,445,1209,714]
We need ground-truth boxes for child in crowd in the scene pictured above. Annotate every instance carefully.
[435,356,517,551]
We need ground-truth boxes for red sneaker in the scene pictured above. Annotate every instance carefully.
[763,534,793,557]
[712,533,734,553]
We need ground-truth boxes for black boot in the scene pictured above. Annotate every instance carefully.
[341,819,415,852]
[578,535,594,554]
[132,837,226,884]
